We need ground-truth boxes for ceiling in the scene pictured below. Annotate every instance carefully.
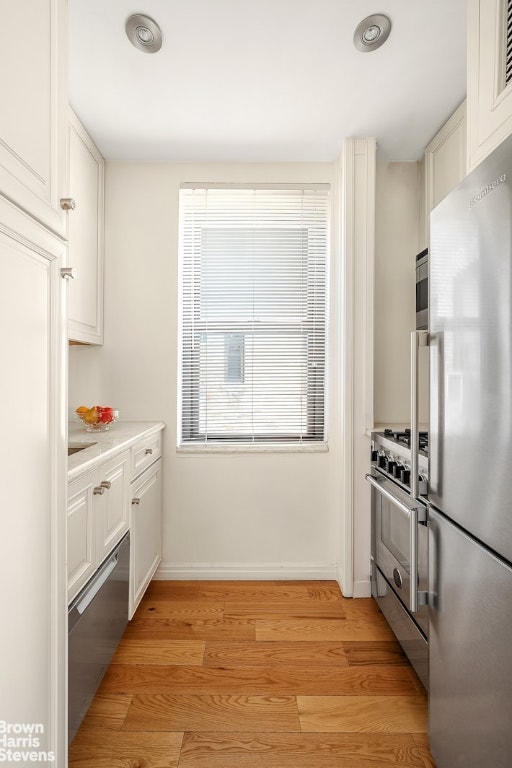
[68,0,467,163]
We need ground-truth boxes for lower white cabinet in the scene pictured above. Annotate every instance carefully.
[67,426,164,609]
[67,450,130,603]
[129,459,162,617]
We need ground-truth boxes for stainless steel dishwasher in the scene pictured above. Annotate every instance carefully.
[68,531,130,743]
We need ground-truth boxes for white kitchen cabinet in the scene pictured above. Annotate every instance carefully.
[129,458,162,618]
[0,199,67,757]
[0,0,67,237]
[468,0,512,168]
[67,109,104,344]
[95,450,130,565]
[67,450,130,603]
[424,100,467,240]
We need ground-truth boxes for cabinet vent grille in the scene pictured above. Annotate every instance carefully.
[506,0,512,85]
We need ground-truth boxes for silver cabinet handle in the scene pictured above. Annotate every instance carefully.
[145,448,153,455]
[410,330,428,499]
[365,472,427,612]
[93,486,104,495]
[100,481,111,490]
[60,267,77,280]
[60,197,76,210]
[131,498,140,505]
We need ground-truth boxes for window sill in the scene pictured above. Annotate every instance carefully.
[177,442,329,455]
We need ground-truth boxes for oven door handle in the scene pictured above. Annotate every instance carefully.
[365,473,426,613]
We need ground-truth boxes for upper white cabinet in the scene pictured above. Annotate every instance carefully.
[468,0,512,168]
[68,109,104,344]
[0,0,67,237]
[424,100,467,241]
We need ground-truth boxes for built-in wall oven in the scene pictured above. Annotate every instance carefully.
[367,428,429,689]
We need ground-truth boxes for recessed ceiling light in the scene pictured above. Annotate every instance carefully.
[353,14,391,53]
[125,14,162,54]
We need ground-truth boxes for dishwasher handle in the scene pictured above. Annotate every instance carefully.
[75,552,118,616]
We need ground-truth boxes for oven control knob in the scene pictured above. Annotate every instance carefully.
[378,453,387,468]
[401,468,410,485]
[393,463,404,478]
[387,460,397,474]
[371,450,378,462]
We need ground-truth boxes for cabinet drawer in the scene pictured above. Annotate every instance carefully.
[132,434,162,479]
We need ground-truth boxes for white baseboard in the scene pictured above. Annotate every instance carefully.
[352,579,372,598]
[335,569,371,598]
[155,561,338,581]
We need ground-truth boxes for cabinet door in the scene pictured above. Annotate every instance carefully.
[0,204,66,756]
[0,0,67,236]
[96,451,130,564]
[67,472,96,602]
[468,0,512,168]
[130,460,162,617]
[424,101,467,242]
[67,109,104,344]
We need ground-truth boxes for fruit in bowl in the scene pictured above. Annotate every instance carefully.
[75,405,119,431]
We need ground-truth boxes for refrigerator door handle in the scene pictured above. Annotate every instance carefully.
[365,473,427,612]
[411,330,429,499]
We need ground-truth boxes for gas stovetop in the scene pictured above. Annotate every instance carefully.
[371,429,429,495]
[382,428,428,453]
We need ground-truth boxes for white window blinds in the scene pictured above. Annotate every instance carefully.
[179,184,329,445]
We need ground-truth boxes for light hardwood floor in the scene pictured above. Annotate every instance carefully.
[69,580,436,767]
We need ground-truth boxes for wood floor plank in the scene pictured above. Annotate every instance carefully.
[146,580,311,601]
[342,640,408,666]
[124,617,256,640]
[122,694,300,732]
[306,582,344,601]
[338,597,386,616]
[223,600,347,619]
[99,663,418,696]
[136,598,224,619]
[411,733,438,768]
[297,695,428,733]
[256,617,396,642]
[178,732,428,768]
[76,694,133,731]
[111,639,206,665]
[69,729,183,767]
[204,641,350,667]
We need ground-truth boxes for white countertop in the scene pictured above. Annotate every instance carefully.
[68,421,165,480]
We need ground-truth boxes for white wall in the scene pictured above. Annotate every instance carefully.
[70,161,342,580]
[374,162,419,427]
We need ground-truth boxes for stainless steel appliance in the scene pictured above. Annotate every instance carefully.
[367,429,429,689]
[415,248,428,330]
[68,532,130,743]
[427,132,512,768]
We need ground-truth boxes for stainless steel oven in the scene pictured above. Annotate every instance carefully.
[367,459,429,689]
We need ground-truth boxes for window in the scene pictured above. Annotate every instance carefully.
[179,184,329,446]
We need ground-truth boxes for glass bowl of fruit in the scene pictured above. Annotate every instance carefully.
[75,405,119,431]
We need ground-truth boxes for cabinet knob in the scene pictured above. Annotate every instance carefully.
[60,267,77,280]
[145,448,153,455]
[60,197,76,211]
[93,486,105,495]
[100,481,111,490]
[131,498,141,505]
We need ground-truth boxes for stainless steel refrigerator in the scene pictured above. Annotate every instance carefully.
[428,132,512,768]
